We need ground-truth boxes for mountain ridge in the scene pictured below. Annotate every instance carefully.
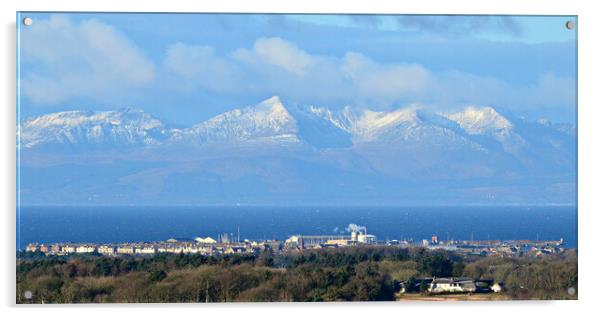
[17,96,576,206]
[18,96,575,151]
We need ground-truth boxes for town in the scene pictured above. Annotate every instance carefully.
[20,226,574,299]
[24,226,567,259]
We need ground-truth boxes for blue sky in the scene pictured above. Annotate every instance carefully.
[18,13,577,125]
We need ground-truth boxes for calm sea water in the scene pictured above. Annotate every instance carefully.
[17,206,577,249]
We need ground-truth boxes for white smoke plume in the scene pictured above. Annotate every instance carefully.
[346,223,366,233]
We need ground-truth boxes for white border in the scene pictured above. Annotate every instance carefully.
[2,1,600,316]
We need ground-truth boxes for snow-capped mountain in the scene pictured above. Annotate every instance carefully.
[446,106,512,134]
[305,105,487,152]
[307,105,421,141]
[174,96,299,144]
[19,108,169,149]
[445,106,527,154]
[17,96,576,206]
[18,96,572,158]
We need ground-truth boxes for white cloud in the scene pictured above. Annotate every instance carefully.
[168,37,432,106]
[164,42,241,92]
[233,37,316,76]
[511,72,576,121]
[532,72,575,107]
[18,17,575,123]
[162,36,574,119]
[165,43,215,77]
[341,52,430,103]
[21,15,155,105]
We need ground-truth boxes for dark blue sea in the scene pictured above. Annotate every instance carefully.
[16,206,577,250]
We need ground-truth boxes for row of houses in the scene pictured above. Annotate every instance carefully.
[23,237,274,256]
[26,243,95,254]
[25,243,254,256]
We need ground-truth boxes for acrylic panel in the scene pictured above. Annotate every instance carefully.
[16,12,577,303]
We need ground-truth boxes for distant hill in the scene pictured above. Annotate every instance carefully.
[18,96,576,206]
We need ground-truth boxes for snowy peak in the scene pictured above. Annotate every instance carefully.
[301,104,528,152]
[305,105,470,144]
[446,106,512,135]
[23,108,163,130]
[255,96,288,115]
[355,108,419,133]
[19,99,574,156]
[20,108,168,149]
[205,96,294,126]
[307,105,419,137]
[184,96,299,143]
[445,106,527,154]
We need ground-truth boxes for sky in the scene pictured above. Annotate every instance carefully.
[18,13,577,126]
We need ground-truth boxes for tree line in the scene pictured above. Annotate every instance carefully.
[16,246,577,303]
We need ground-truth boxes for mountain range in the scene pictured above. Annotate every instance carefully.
[18,96,576,206]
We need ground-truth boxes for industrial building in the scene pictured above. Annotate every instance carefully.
[285,226,376,249]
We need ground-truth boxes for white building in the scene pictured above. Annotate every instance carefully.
[117,246,134,254]
[39,244,50,253]
[357,232,376,244]
[76,245,96,253]
[182,245,199,254]
[50,244,62,254]
[195,236,217,244]
[198,246,215,255]
[25,244,38,252]
[285,226,377,249]
[135,246,156,255]
[428,277,477,294]
[97,245,115,255]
